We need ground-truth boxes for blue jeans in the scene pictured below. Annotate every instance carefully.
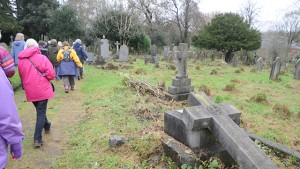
[33,100,49,141]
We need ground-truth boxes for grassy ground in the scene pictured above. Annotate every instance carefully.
[7,57,300,168]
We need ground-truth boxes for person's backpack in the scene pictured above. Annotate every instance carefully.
[62,50,71,61]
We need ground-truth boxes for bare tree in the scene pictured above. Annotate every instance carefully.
[239,0,261,28]
[162,0,200,43]
[278,10,300,61]
[111,2,141,44]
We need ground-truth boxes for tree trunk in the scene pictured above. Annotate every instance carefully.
[225,52,233,63]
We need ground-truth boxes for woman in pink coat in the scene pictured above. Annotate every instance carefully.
[18,39,55,148]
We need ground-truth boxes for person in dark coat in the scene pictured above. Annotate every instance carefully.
[47,39,60,80]
[73,39,87,79]
[38,40,48,57]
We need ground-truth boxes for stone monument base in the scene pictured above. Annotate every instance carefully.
[168,78,194,101]
[162,137,236,167]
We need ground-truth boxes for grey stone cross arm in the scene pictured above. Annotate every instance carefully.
[164,92,279,169]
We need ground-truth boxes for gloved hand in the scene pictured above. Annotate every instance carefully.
[10,142,22,159]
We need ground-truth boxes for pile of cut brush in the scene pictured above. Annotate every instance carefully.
[123,75,173,100]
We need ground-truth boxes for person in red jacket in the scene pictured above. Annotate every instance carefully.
[18,38,55,148]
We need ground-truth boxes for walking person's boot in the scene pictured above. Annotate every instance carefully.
[44,122,51,134]
[34,140,44,148]
[65,86,69,93]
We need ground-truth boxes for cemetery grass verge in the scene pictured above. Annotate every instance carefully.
[8,58,298,168]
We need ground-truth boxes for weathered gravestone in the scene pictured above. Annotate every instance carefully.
[150,44,157,63]
[118,44,129,62]
[256,57,264,71]
[164,92,279,169]
[86,52,95,63]
[163,46,170,60]
[173,46,178,52]
[269,57,281,80]
[294,59,300,80]
[232,54,238,67]
[187,51,193,59]
[0,43,8,49]
[96,36,111,65]
[168,43,194,101]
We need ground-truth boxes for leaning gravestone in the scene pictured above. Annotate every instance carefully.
[163,46,170,60]
[164,92,279,169]
[168,43,194,101]
[270,57,281,80]
[256,57,264,71]
[232,54,238,67]
[118,44,129,62]
[294,59,300,80]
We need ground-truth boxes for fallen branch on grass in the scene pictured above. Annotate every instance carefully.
[123,75,173,100]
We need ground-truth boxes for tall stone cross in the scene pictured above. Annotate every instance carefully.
[164,92,279,169]
[176,43,188,79]
[115,41,120,52]
[10,35,14,42]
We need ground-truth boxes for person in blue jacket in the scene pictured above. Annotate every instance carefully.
[73,39,87,80]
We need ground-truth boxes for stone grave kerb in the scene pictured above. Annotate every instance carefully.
[164,92,279,169]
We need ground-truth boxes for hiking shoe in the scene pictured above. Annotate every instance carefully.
[71,86,74,90]
[65,86,69,93]
[34,140,44,148]
[44,122,51,134]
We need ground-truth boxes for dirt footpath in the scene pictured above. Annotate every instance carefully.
[6,80,85,169]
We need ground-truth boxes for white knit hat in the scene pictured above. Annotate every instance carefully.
[75,39,81,44]
[25,38,38,49]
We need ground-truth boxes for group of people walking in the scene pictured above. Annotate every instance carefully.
[0,32,88,168]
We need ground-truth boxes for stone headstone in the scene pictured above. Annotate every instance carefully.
[100,37,111,62]
[173,46,178,51]
[270,57,281,80]
[187,51,193,59]
[192,52,197,60]
[150,44,157,63]
[96,38,104,65]
[294,59,300,80]
[232,54,238,67]
[168,43,194,101]
[150,44,157,57]
[200,51,205,62]
[0,43,8,49]
[164,92,279,169]
[118,44,129,62]
[86,52,95,63]
[163,46,170,60]
[256,57,264,71]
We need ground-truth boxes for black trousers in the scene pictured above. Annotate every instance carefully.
[32,100,49,141]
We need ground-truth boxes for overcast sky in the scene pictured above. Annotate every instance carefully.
[198,0,298,31]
